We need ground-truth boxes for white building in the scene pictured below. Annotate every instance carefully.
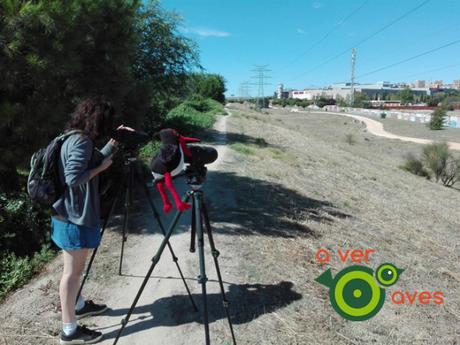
[289,81,431,101]
[415,80,426,88]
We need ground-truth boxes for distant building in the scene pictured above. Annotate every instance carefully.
[291,90,313,100]
[415,80,426,88]
[432,80,444,88]
[283,79,460,103]
[274,84,290,99]
[288,81,430,102]
[453,80,460,90]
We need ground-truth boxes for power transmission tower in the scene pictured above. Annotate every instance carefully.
[250,65,271,109]
[238,81,251,99]
[350,48,356,106]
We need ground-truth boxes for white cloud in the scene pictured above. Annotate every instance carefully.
[188,27,231,38]
[297,28,306,34]
[312,2,323,9]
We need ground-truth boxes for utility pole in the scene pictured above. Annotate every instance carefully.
[350,48,356,106]
[238,81,251,100]
[250,65,271,109]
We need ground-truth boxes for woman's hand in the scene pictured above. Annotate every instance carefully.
[110,124,136,146]
[99,155,113,172]
[89,155,113,180]
[117,124,135,132]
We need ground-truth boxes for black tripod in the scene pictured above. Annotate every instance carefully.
[113,174,237,345]
[76,151,197,312]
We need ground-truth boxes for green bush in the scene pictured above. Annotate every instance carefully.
[0,190,54,302]
[422,143,450,182]
[166,104,214,132]
[271,98,313,108]
[201,98,225,115]
[380,112,387,119]
[187,95,211,112]
[403,144,460,187]
[0,244,55,301]
[165,98,223,133]
[401,154,429,178]
[139,140,161,161]
[0,193,51,257]
[428,108,447,130]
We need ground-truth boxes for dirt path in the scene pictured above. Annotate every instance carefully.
[297,109,460,151]
[0,111,239,345]
[92,111,234,345]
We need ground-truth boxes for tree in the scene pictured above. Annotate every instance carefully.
[336,95,347,107]
[0,0,198,192]
[397,88,414,105]
[188,73,226,104]
[131,2,199,131]
[352,92,370,108]
[316,97,336,108]
[428,108,447,130]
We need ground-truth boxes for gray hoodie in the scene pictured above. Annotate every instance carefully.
[52,133,117,228]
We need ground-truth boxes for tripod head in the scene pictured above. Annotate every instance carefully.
[184,165,208,188]
[121,149,138,163]
[184,146,218,187]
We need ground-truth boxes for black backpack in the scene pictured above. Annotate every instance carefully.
[27,130,83,206]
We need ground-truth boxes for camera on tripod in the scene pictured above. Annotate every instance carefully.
[111,127,151,152]
[184,145,218,186]
[150,128,218,213]
[79,127,235,345]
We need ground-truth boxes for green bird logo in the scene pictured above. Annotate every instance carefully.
[315,263,403,321]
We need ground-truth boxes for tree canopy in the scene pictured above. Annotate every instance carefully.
[0,0,198,191]
[188,73,226,104]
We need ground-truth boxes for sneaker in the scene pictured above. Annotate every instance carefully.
[60,325,103,344]
[76,300,108,319]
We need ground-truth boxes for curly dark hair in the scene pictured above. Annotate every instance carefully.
[65,97,115,140]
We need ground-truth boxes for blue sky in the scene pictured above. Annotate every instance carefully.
[160,0,460,97]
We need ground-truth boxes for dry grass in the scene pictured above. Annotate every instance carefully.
[217,104,460,345]
[359,113,460,143]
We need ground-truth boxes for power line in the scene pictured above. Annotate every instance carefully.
[275,0,369,74]
[331,58,460,87]
[397,63,460,81]
[250,65,272,108]
[285,0,432,83]
[357,39,460,79]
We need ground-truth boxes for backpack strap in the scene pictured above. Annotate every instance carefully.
[42,130,86,178]
[57,129,85,141]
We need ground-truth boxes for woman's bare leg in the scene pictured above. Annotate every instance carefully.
[60,249,89,323]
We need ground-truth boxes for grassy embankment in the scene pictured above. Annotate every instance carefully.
[214,104,459,344]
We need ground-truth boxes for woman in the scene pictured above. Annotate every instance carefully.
[51,97,131,344]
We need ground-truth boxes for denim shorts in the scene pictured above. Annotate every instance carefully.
[51,217,101,250]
